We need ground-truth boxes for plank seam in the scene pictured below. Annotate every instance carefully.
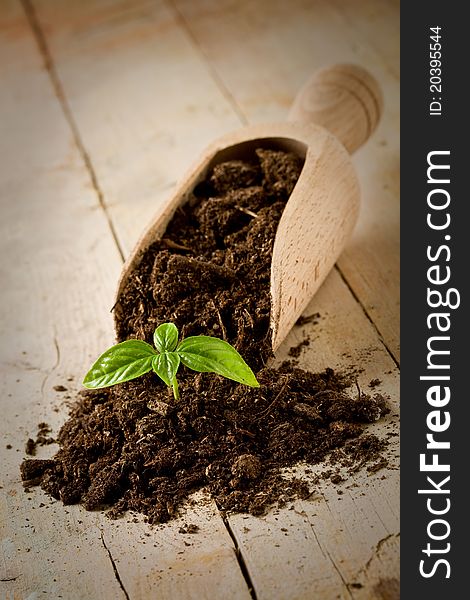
[335,265,400,368]
[301,508,355,599]
[163,5,267,592]
[165,0,249,127]
[20,0,126,263]
[162,1,399,368]
[221,515,258,600]
[100,530,130,600]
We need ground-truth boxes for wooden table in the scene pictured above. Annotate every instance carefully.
[0,1,399,598]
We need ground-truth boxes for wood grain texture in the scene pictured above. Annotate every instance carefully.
[0,2,250,599]
[288,63,383,154]
[31,0,399,360]
[1,0,399,598]
[115,117,361,351]
[171,0,400,361]
[29,0,243,260]
[116,63,383,351]
[0,2,124,598]
[226,268,399,599]
[92,493,252,600]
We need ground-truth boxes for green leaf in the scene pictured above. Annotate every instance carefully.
[83,340,157,389]
[152,352,181,387]
[153,323,179,353]
[177,336,259,387]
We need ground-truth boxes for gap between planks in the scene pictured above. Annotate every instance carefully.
[335,265,399,368]
[23,0,395,364]
[100,530,131,600]
[164,0,399,365]
[164,0,249,126]
[17,2,399,597]
[20,0,126,263]
[169,0,399,364]
[221,513,258,600]
[17,1,255,597]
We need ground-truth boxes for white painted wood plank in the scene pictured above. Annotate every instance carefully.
[0,2,250,599]
[32,0,242,259]
[99,493,251,600]
[32,0,399,359]
[24,1,400,598]
[171,0,400,361]
[228,268,400,599]
[0,2,126,598]
[331,0,400,79]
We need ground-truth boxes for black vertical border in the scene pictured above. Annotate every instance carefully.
[401,3,467,597]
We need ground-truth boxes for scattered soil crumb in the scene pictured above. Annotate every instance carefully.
[25,438,36,456]
[296,312,321,327]
[178,523,199,534]
[288,337,310,358]
[24,423,56,457]
[35,422,55,447]
[21,149,389,525]
[369,378,382,388]
[330,474,343,484]
[53,385,68,392]
[367,457,389,473]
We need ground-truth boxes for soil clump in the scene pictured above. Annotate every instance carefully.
[21,148,389,523]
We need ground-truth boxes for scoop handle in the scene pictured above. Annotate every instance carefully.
[288,64,383,154]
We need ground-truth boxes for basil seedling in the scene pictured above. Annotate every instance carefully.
[83,323,259,400]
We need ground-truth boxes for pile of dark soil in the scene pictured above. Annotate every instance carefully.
[21,149,389,524]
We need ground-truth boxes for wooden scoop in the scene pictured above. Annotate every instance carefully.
[116,64,382,351]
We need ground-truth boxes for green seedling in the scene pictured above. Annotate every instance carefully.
[83,322,259,400]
